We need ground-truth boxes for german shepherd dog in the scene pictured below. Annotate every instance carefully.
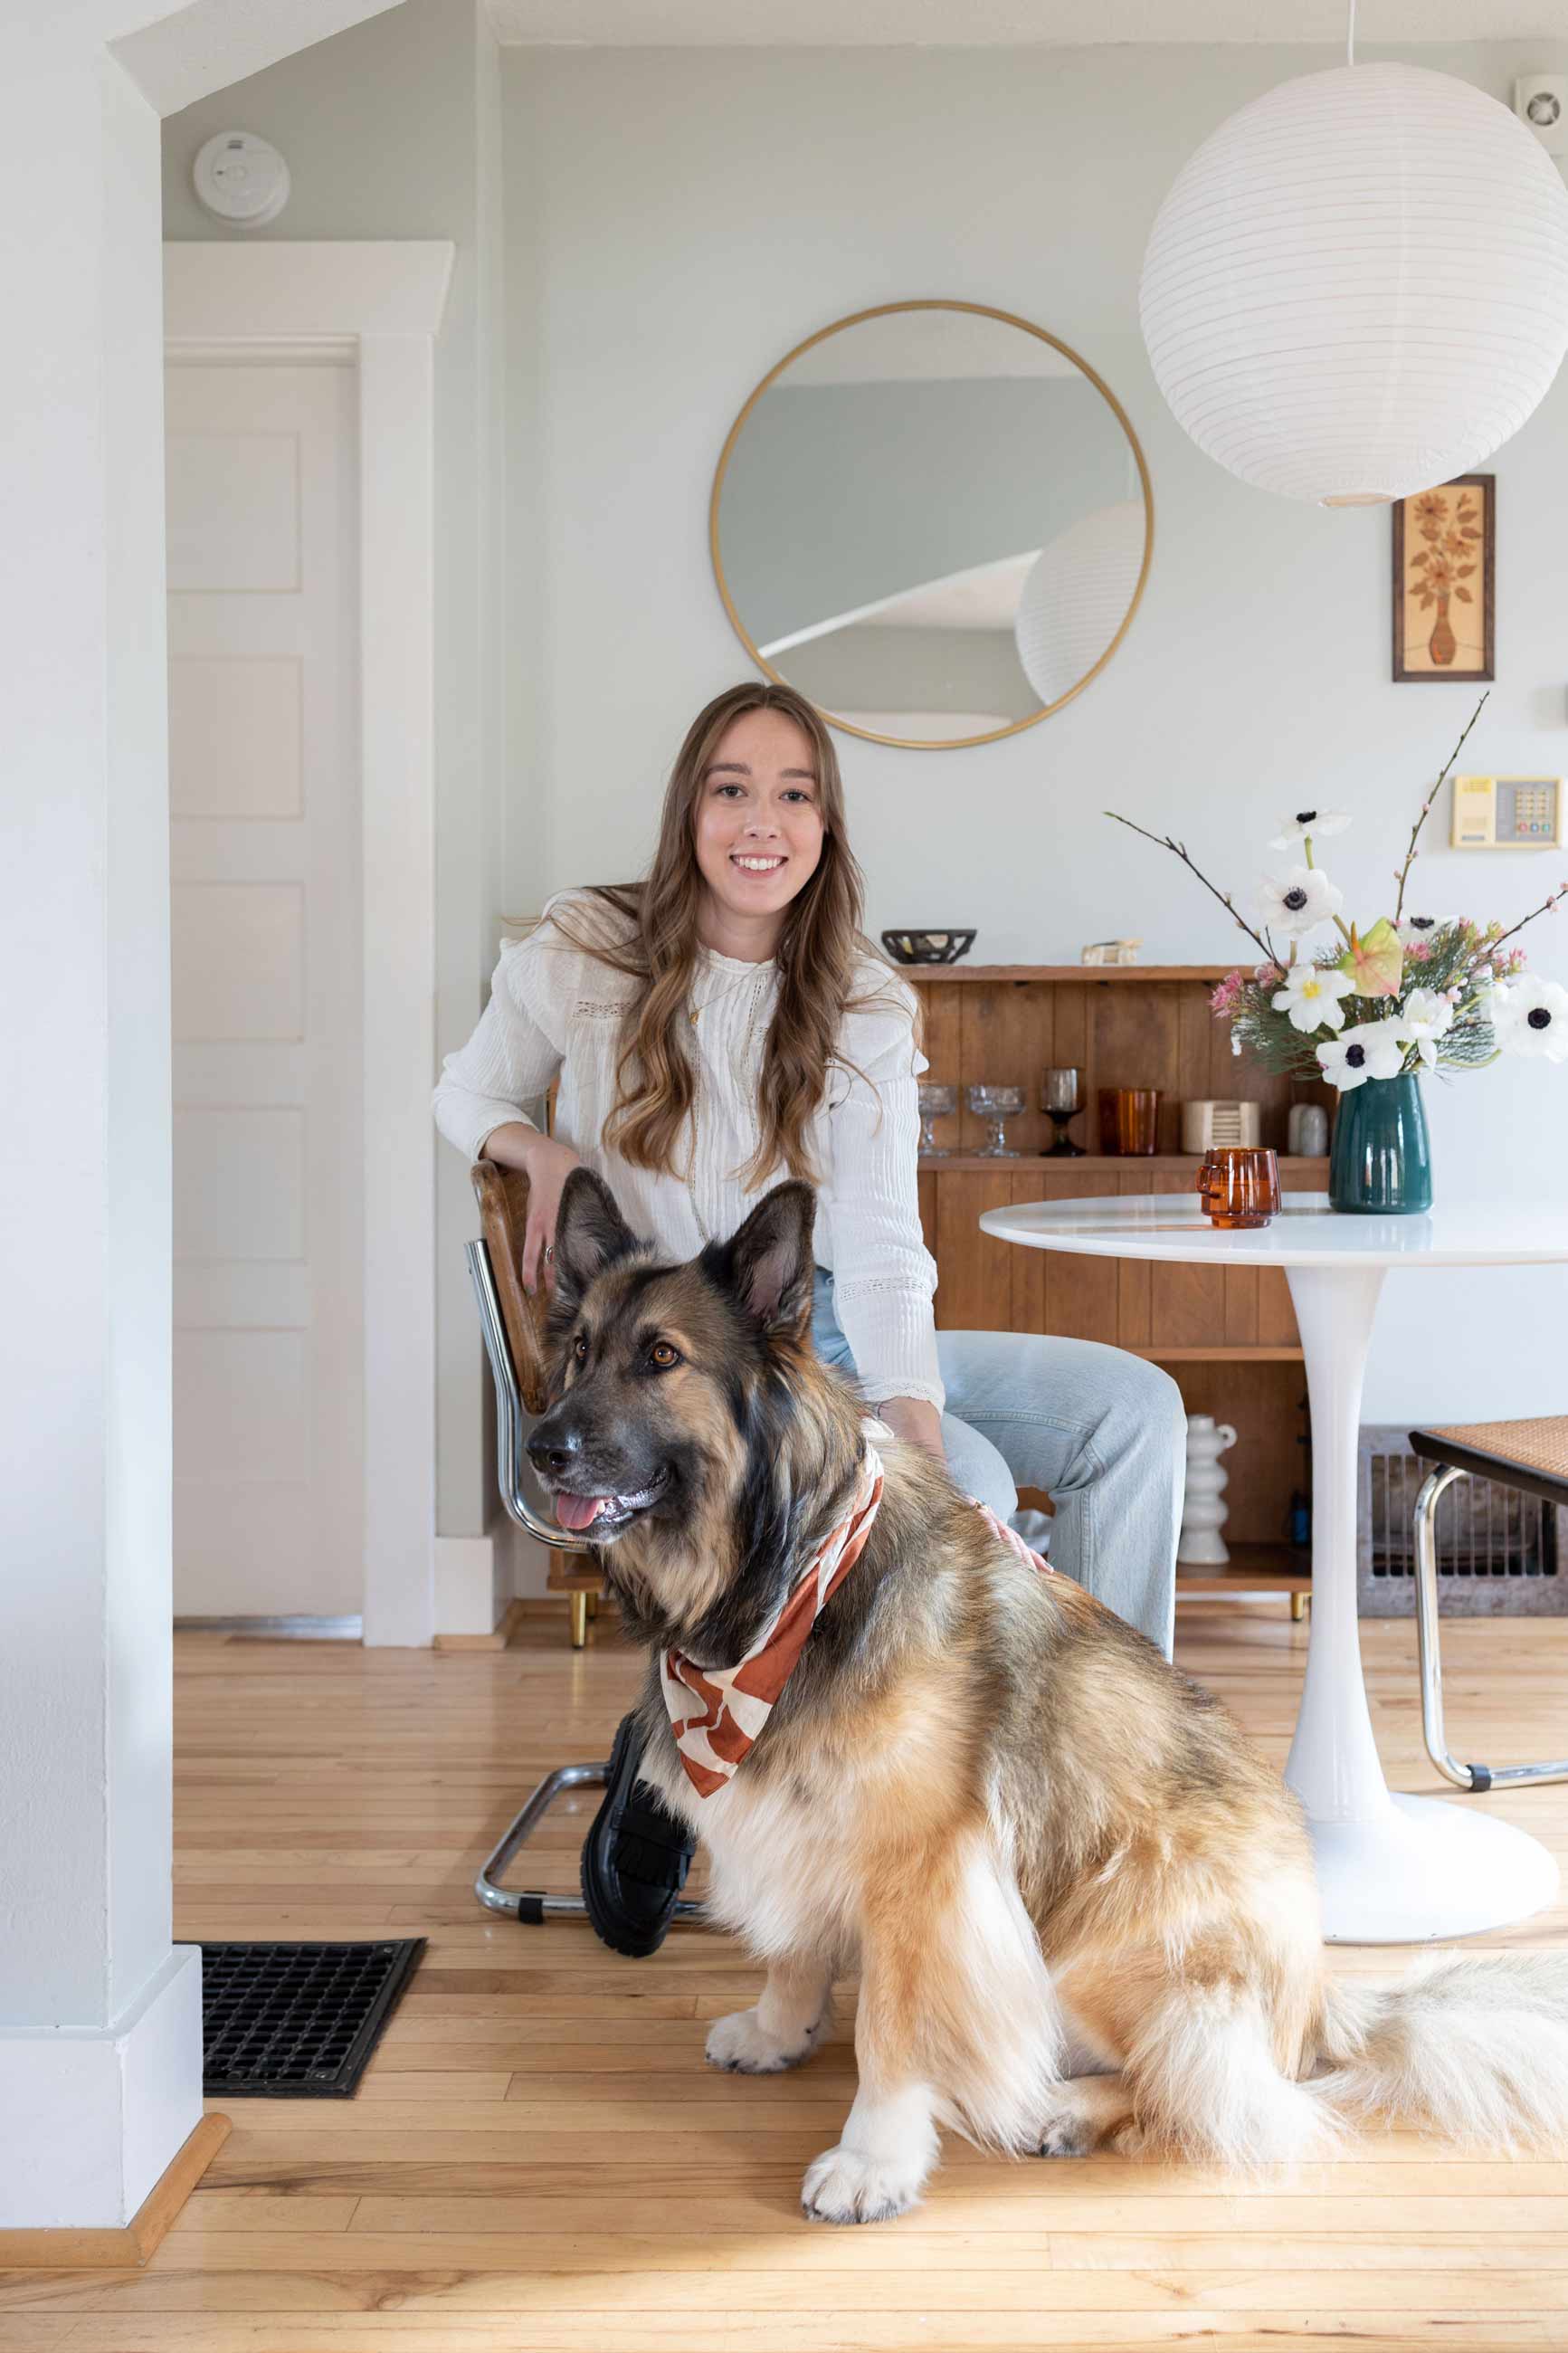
[527,1167,1568,2224]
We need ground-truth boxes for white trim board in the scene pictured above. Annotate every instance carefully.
[164,242,454,1649]
[0,1948,203,2228]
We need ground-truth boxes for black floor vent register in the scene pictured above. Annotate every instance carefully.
[200,1939,425,2098]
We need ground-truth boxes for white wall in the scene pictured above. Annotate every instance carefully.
[162,0,506,1569]
[503,36,1568,1424]
[2,0,404,2233]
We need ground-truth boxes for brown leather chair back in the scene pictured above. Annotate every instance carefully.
[470,1162,553,1415]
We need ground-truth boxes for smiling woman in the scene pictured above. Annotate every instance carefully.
[433,681,937,1418]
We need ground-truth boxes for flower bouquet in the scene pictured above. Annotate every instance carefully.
[1109,696,1568,1214]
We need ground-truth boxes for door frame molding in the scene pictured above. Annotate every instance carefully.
[166,241,454,1647]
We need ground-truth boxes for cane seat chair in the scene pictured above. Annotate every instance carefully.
[464,1161,705,1931]
[1409,1416,1568,1794]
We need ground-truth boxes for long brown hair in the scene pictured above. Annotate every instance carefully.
[550,681,901,1188]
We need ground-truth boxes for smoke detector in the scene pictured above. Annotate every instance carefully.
[1515,77,1568,157]
[193,131,290,228]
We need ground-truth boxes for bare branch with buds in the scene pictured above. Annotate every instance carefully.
[1106,813,1278,962]
[1392,690,1488,925]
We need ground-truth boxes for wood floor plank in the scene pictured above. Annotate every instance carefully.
[38,2312,1568,2349]
[109,2243,1568,2308]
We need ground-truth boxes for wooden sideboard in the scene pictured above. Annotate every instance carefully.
[908,964,1333,1596]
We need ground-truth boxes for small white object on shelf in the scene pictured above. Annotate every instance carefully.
[1288,1100,1330,1156]
[1178,1414,1237,1566]
[1080,938,1143,967]
[1182,1099,1261,1155]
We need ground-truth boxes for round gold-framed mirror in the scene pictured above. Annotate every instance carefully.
[709,300,1154,752]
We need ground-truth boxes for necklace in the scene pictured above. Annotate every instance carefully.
[687,957,765,1026]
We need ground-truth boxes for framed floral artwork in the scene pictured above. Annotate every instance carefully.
[1392,473,1494,682]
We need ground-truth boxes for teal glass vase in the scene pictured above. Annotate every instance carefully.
[1327,1072,1432,1215]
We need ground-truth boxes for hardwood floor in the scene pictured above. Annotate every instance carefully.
[5,1602,1568,2350]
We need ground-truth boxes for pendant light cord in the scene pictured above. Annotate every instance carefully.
[1346,0,1356,68]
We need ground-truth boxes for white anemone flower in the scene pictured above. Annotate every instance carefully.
[1269,807,1352,851]
[1316,1018,1408,1092]
[1492,976,1568,1063]
[1259,866,1344,939]
[1394,986,1456,1068]
[1398,915,1440,949]
[1271,960,1356,1034]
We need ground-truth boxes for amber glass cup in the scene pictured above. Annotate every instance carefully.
[1195,1145,1282,1229]
[1098,1087,1160,1156]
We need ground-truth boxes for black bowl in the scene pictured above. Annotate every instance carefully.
[880,928,976,967]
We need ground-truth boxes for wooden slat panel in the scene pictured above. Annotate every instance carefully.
[1036,1168,1121,1342]
[1114,1166,1154,1347]
[1007,1171,1048,1336]
[957,982,1050,1156]
[1176,980,1215,1148]
[1047,984,1091,1158]
[1093,979,1182,1153]
[934,1171,1019,1330]
[1148,1170,1228,1352]
[1223,1269,1259,1347]
[912,980,964,1100]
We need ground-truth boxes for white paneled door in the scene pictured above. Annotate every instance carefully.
[166,361,363,1617]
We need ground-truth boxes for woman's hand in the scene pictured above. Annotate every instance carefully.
[481,1125,584,1293]
[875,1396,946,1461]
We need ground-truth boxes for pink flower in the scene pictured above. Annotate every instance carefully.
[1255,962,1285,985]
[1407,940,1432,962]
[1210,968,1247,1014]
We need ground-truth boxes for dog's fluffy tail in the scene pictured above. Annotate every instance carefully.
[1313,1953,1568,2147]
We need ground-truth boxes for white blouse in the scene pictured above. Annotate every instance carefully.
[432,891,945,1411]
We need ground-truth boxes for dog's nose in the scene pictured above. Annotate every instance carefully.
[527,1423,581,1478]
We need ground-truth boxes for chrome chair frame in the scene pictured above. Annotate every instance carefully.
[1412,1459,1568,1794]
[465,1233,706,1929]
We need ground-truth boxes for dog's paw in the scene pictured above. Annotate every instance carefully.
[705,2005,823,2075]
[800,2143,925,2225]
[1036,2114,1094,2158]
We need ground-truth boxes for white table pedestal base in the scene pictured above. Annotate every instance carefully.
[1308,1792,1560,1945]
[1286,1261,1561,1942]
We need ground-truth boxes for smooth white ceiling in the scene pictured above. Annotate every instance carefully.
[485,1,1566,47]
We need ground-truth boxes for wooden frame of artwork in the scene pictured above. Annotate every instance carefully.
[1392,473,1495,683]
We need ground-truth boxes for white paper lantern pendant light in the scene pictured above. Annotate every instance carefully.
[1140,0,1568,506]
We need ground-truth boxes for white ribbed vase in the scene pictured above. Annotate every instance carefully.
[1140,62,1568,506]
[1013,500,1148,708]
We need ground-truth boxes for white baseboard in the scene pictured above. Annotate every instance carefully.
[0,1945,204,2228]
[433,1533,506,1636]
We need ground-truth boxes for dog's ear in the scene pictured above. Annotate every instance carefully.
[550,1166,639,1317]
[717,1181,817,1340]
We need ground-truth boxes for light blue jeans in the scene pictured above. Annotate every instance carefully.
[812,1270,1183,1658]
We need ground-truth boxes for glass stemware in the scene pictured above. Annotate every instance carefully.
[966,1082,1025,1158]
[1041,1066,1084,1157]
[917,1082,958,1158]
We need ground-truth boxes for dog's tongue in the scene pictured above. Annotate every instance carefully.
[554,1491,609,1533]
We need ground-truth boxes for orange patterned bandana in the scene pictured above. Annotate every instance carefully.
[660,1436,1051,1799]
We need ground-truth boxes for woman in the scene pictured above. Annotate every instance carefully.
[434,680,1184,1651]
[435,681,1183,1952]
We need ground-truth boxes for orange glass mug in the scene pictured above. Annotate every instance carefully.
[1195,1145,1281,1230]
